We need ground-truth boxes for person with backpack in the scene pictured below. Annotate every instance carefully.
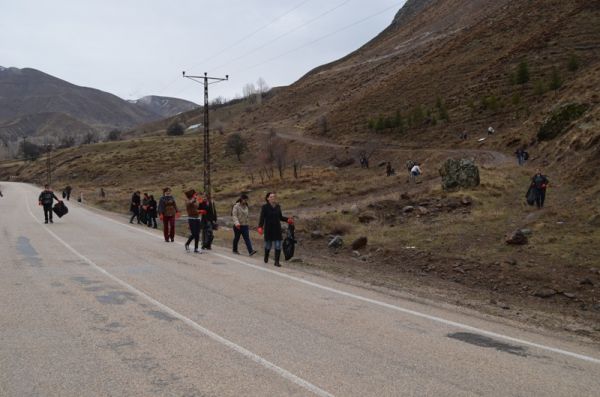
[531,170,549,209]
[129,191,141,224]
[201,193,217,250]
[232,194,257,256]
[258,192,293,267]
[38,184,61,224]
[184,189,204,253]
[146,194,158,229]
[158,187,179,242]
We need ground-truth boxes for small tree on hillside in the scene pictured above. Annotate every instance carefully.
[107,129,122,141]
[567,54,580,72]
[225,132,248,162]
[82,131,98,145]
[318,116,329,135]
[549,67,562,90]
[20,141,43,160]
[167,122,185,136]
[58,135,76,149]
[515,61,530,85]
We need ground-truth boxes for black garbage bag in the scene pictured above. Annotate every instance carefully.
[525,186,536,206]
[283,224,297,261]
[53,201,69,218]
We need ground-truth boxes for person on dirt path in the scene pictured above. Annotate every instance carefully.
[184,189,204,253]
[147,194,158,229]
[201,193,217,250]
[158,187,179,242]
[129,191,141,224]
[38,184,61,224]
[140,193,150,225]
[531,169,549,209]
[258,192,293,267]
[386,162,395,177]
[232,194,257,256]
[64,185,72,201]
[410,163,422,183]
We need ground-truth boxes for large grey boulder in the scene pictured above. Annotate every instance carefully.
[439,158,480,191]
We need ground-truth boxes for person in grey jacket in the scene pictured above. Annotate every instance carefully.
[232,194,257,256]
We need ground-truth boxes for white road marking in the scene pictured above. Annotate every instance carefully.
[23,190,334,397]
[28,185,600,365]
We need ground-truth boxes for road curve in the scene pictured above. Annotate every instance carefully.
[0,182,598,396]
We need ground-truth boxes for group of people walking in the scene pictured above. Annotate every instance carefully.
[129,189,293,267]
[129,188,217,250]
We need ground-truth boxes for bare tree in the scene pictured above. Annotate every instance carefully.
[243,83,258,104]
[225,132,248,162]
[356,141,377,168]
[289,146,303,179]
[82,131,98,145]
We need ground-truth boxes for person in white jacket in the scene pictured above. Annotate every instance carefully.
[410,163,422,183]
[232,194,257,256]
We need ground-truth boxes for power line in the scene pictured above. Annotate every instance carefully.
[237,2,402,73]
[207,0,354,73]
[153,0,313,97]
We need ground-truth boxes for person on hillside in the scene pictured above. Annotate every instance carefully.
[386,162,395,177]
[530,169,549,209]
[140,193,150,225]
[184,189,204,253]
[410,162,422,183]
[129,191,141,224]
[64,185,72,201]
[232,194,257,256]
[405,159,415,182]
[487,126,495,135]
[258,192,293,267]
[100,187,106,199]
[38,184,61,224]
[158,187,179,242]
[201,193,217,250]
[147,194,158,229]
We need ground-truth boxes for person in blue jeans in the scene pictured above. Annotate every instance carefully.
[258,192,293,267]
[232,194,257,256]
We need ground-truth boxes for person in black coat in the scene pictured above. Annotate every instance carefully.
[38,184,61,224]
[531,169,549,209]
[146,195,158,228]
[129,191,141,224]
[258,192,293,267]
[201,193,217,250]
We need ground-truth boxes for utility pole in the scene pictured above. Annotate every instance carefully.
[45,138,52,186]
[182,71,228,196]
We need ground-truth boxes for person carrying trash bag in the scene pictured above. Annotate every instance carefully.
[146,195,158,229]
[232,193,257,256]
[38,184,61,224]
[184,189,205,253]
[158,187,180,242]
[258,192,293,267]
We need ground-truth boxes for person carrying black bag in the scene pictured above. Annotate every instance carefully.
[38,184,61,224]
[201,193,217,250]
[258,192,293,267]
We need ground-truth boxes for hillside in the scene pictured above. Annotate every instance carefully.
[1,0,599,338]
[0,67,199,151]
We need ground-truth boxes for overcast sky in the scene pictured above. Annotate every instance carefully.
[1,0,405,104]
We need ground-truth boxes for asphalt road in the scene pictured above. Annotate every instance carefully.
[1,182,599,396]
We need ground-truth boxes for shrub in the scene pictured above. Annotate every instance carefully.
[107,129,121,141]
[549,68,562,90]
[515,61,530,85]
[567,54,580,72]
[20,141,43,160]
[534,80,546,96]
[167,122,185,136]
[225,132,247,162]
[537,103,588,141]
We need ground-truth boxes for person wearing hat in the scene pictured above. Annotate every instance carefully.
[232,193,257,256]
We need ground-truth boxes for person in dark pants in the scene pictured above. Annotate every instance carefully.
[531,169,549,209]
[140,193,150,225]
[232,194,257,256]
[184,189,204,253]
[258,192,293,267]
[158,187,179,242]
[64,185,72,201]
[146,195,158,228]
[201,193,217,250]
[38,184,61,224]
[129,191,141,224]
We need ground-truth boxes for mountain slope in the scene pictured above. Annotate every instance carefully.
[129,95,199,119]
